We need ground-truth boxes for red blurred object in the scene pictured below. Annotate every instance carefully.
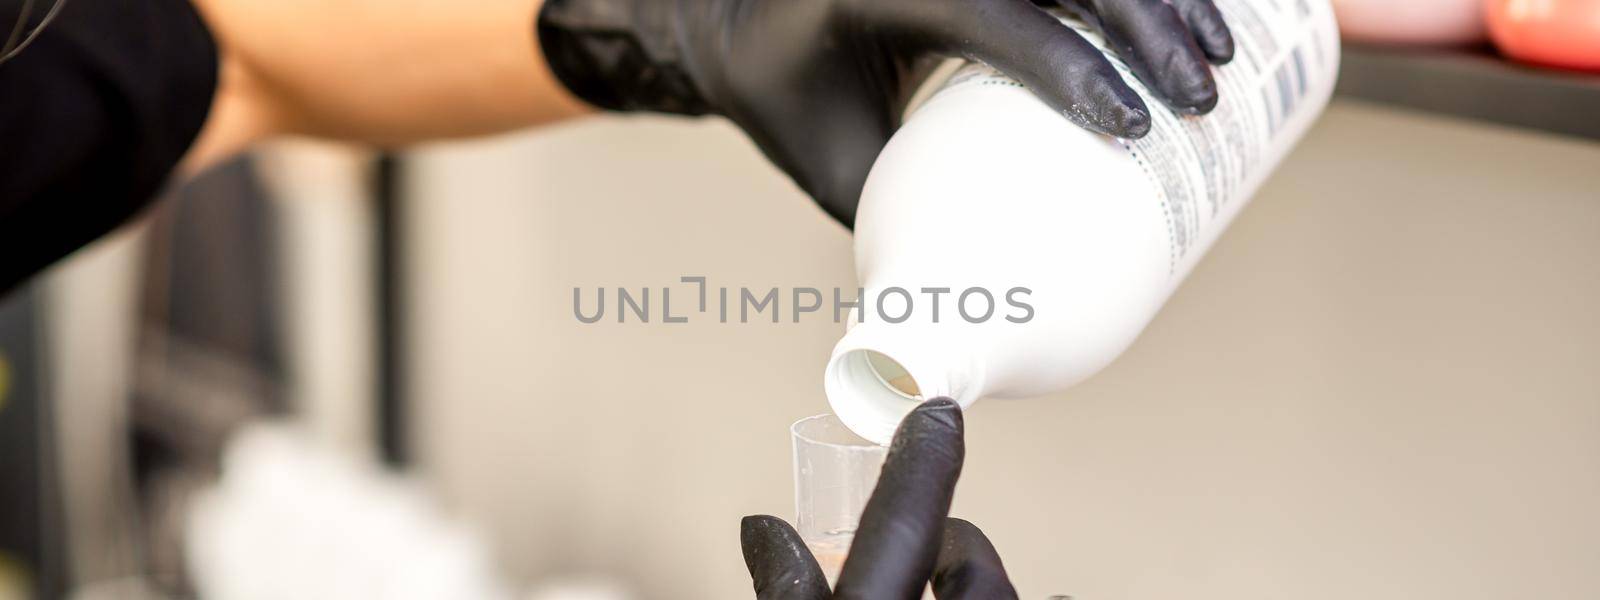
[1487,0,1600,71]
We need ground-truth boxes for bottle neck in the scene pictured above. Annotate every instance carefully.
[823,321,983,445]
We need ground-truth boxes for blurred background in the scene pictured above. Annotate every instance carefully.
[3,15,1600,600]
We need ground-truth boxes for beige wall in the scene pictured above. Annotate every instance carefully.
[402,101,1600,599]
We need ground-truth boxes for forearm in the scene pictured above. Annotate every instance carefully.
[183,0,592,171]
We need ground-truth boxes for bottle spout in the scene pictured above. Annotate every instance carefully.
[823,323,980,445]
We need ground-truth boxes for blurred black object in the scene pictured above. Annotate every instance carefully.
[1337,44,1600,142]
[375,153,407,468]
[0,286,66,600]
[0,0,217,294]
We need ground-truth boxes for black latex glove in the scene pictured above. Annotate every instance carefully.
[539,0,1233,227]
[740,399,1017,599]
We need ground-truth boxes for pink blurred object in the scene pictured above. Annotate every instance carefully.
[1487,0,1600,72]
[1334,0,1488,45]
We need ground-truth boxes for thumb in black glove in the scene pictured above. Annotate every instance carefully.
[538,0,1234,227]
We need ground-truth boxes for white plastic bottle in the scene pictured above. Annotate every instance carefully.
[824,0,1342,444]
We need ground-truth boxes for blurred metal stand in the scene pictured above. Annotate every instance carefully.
[374,153,408,468]
[0,286,66,599]
[128,156,285,594]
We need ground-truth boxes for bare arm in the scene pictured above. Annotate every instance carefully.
[181,0,593,173]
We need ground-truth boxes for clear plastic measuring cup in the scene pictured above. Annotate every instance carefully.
[791,413,888,583]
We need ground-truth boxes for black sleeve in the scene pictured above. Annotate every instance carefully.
[0,0,218,295]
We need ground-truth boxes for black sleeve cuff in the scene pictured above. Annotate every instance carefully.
[0,0,219,294]
[537,0,714,116]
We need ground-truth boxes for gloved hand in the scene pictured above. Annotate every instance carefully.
[538,0,1234,226]
[740,399,1016,599]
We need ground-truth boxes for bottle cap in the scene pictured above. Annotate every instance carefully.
[823,322,980,445]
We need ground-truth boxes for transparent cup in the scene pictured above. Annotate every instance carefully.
[791,413,889,584]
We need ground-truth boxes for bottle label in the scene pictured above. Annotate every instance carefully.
[940,0,1338,275]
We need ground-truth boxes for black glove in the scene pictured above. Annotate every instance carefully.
[538,0,1234,226]
[740,399,1017,599]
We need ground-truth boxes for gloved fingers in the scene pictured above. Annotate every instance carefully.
[1061,0,1220,114]
[887,0,1150,138]
[833,399,965,600]
[1167,0,1235,64]
[931,519,1020,600]
[740,515,832,600]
